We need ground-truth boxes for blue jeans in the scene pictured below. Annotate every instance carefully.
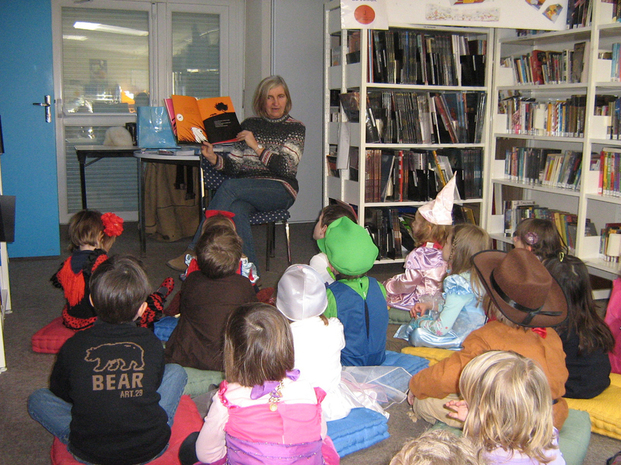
[189,178,294,268]
[27,363,187,460]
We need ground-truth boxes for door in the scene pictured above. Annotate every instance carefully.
[0,0,61,258]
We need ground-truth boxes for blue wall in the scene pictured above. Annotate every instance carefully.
[0,0,60,257]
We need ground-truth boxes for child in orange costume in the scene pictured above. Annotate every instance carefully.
[408,248,569,430]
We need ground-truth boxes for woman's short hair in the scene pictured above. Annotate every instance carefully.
[90,255,151,324]
[224,303,295,387]
[196,224,243,279]
[460,351,556,463]
[68,209,104,252]
[253,75,292,119]
[389,429,484,465]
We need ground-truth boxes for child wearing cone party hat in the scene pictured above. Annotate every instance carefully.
[320,217,388,366]
[384,176,457,316]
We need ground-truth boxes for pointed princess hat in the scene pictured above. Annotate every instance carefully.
[418,174,457,225]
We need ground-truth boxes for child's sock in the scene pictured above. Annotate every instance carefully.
[155,277,175,299]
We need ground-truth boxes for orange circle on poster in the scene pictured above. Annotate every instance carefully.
[354,5,375,25]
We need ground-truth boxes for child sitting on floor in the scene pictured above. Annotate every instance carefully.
[446,350,566,464]
[396,223,491,349]
[52,209,172,330]
[390,429,484,465]
[321,216,388,366]
[178,303,339,465]
[165,223,257,372]
[544,254,615,398]
[408,248,570,430]
[513,217,566,260]
[29,255,187,465]
[384,176,456,316]
[309,203,357,284]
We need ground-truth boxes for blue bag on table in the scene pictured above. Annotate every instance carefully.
[137,106,179,149]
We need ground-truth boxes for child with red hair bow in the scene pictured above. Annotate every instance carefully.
[52,209,173,330]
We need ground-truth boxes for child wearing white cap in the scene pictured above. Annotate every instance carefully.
[276,264,352,421]
[384,176,456,317]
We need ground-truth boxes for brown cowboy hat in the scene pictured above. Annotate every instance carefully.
[472,248,567,328]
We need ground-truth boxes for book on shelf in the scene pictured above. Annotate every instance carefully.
[339,91,381,143]
[601,223,621,263]
[170,95,241,144]
[503,200,536,236]
[598,148,621,196]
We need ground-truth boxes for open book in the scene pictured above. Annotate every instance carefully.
[170,95,242,144]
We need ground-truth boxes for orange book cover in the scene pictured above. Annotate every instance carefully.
[171,95,241,144]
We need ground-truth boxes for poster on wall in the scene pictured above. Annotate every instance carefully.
[341,0,389,29]
[386,0,569,31]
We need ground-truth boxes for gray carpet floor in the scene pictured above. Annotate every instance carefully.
[0,221,619,464]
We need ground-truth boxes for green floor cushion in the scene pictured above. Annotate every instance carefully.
[183,367,224,397]
[565,373,621,440]
[389,308,412,325]
[430,409,590,465]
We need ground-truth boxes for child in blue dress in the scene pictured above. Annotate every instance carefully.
[397,223,490,349]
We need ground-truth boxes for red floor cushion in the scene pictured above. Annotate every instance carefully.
[50,395,203,465]
[32,317,76,354]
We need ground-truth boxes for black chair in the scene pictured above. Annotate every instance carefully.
[201,158,291,271]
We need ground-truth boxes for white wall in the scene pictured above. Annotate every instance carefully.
[271,0,324,223]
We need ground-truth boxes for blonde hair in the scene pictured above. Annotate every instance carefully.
[253,75,292,119]
[449,223,491,300]
[411,211,451,248]
[390,429,484,465]
[224,303,295,387]
[460,351,557,463]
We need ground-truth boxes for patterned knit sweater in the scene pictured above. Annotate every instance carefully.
[213,114,305,199]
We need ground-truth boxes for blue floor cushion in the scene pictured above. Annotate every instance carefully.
[327,407,389,457]
[382,350,429,376]
[153,316,178,342]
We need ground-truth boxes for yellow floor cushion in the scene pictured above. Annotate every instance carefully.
[401,346,454,366]
[565,373,621,440]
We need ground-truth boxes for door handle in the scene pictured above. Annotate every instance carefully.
[32,95,52,123]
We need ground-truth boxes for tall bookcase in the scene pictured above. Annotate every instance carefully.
[323,1,493,263]
[486,0,621,280]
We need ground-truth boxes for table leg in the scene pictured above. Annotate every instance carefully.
[138,159,146,255]
[79,160,87,210]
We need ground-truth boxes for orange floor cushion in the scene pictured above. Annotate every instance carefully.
[50,395,203,465]
[32,317,76,354]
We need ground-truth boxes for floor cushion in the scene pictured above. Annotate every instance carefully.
[50,395,203,465]
[154,316,179,342]
[382,350,429,376]
[565,373,621,440]
[183,366,224,397]
[327,407,389,457]
[389,308,412,325]
[431,409,590,465]
[400,346,454,366]
[32,317,76,354]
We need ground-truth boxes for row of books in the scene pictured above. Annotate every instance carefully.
[515,0,592,35]
[500,43,587,86]
[601,223,621,263]
[364,148,483,203]
[351,90,486,145]
[368,29,486,87]
[364,205,478,260]
[596,148,621,197]
[498,95,586,137]
[502,201,596,252]
[503,147,582,190]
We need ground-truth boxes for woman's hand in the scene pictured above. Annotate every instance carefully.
[444,399,468,422]
[236,130,262,154]
[201,142,218,165]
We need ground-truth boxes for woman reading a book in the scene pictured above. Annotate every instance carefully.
[167,75,305,273]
